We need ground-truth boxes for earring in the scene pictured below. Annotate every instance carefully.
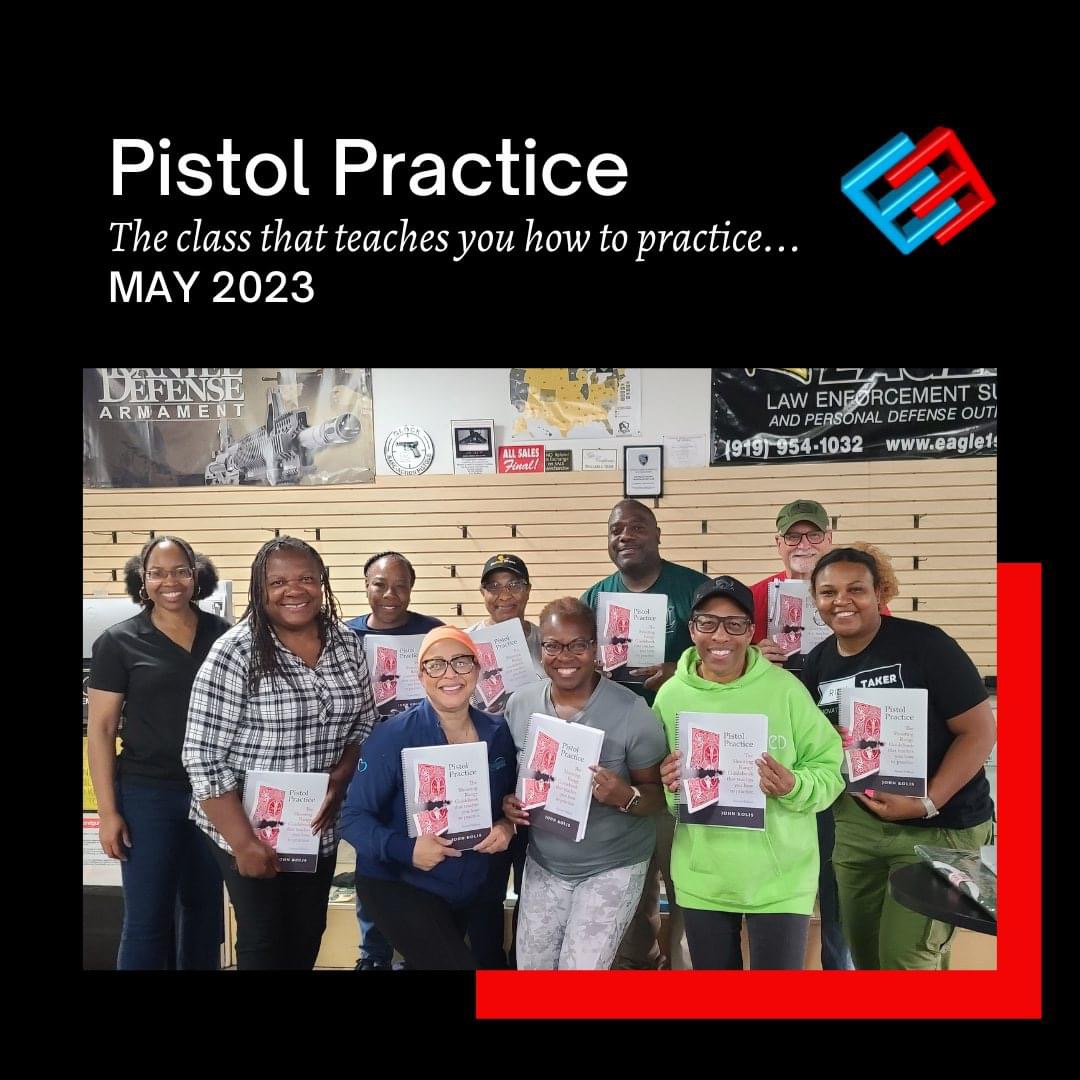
[139,585,149,601]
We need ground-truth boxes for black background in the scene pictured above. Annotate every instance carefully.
[74,34,1055,1027]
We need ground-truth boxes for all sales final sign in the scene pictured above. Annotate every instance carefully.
[498,445,545,473]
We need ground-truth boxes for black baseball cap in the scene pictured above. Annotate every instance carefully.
[480,553,530,584]
[690,575,754,621]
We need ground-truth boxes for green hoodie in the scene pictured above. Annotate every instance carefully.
[654,645,843,915]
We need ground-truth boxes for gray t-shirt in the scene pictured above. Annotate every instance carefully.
[503,676,667,883]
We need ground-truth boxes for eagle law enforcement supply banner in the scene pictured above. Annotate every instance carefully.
[83,368,375,487]
[710,368,997,466]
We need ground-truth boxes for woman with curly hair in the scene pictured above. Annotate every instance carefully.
[86,535,230,969]
[803,547,995,969]
[183,536,378,969]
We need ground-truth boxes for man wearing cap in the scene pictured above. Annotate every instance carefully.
[751,500,835,671]
[750,499,852,969]
[581,498,710,970]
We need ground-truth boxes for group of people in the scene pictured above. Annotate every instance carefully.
[86,494,995,972]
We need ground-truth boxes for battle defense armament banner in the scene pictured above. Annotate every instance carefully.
[83,367,375,487]
[710,368,997,466]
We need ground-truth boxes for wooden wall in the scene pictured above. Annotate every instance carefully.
[83,456,996,676]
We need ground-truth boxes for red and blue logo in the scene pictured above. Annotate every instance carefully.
[841,127,995,254]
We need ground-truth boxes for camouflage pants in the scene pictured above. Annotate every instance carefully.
[516,854,649,970]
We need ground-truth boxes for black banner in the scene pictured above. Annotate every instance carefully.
[710,368,997,466]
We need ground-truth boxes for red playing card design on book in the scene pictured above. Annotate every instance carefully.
[601,603,631,670]
[374,646,399,707]
[413,806,450,836]
[689,726,720,773]
[475,641,505,707]
[253,783,285,848]
[846,700,881,781]
[531,730,559,776]
[416,762,447,805]
[520,776,552,809]
[777,593,803,654]
[684,725,721,812]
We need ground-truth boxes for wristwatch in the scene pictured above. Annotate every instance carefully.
[619,786,642,814]
[918,796,940,819]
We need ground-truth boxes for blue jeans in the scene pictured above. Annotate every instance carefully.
[356,895,394,965]
[115,777,223,970]
[817,806,854,970]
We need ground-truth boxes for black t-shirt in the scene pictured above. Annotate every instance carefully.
[89,607,231,788]
[802,615,993,829]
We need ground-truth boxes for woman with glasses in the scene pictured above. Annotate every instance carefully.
[86,536,230,969]
[802,548,996,970]
[339,627,518,969]
[501,598,668,969]
[467,554,546,698]
[655,576,844,969]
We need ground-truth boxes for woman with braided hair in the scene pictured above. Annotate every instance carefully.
[183,536,378,969]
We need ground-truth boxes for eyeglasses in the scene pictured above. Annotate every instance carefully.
[690,614,751,635]
[420,654,478,676]
[781,530,826,546]
[482,580,528,596]
[144,567,194,582]
[540,638,595,657]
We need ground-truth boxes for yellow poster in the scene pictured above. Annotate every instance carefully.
[83,737,121,811]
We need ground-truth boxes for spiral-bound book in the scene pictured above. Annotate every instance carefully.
[516,712,605,842]
[467,619,540,711]
[838,687,928,795]
[673,711,768,829]
[595,592,666,684]
[401,742,491,850]
[767,578,833,656]
[362,634,427,718]
[242,770,330,873]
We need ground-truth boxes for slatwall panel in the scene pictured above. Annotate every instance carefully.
[83,456,997,676]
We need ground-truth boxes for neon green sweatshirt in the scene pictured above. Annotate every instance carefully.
[654,645,844,915]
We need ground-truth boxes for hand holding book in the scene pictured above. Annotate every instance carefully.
[756,752,795,797]
[851,791,930,822]
[412,834,462,870]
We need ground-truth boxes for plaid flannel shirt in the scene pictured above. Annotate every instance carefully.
[183,618,377,856]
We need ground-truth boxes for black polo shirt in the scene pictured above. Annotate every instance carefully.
[89,607,231,788]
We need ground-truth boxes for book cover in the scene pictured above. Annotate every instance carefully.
[595,591,667,684]
[362,633,427,717]
[838,687,928,796]
[401,742,492,849]
[767,578,832,656]
[674,711,768,829]
[467,618,540,711]
[516,712,605,842]
[242,770,330,873]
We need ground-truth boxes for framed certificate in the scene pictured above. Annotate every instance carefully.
[623,444,663,497]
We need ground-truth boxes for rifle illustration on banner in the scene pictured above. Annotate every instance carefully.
[205,376,361,485]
